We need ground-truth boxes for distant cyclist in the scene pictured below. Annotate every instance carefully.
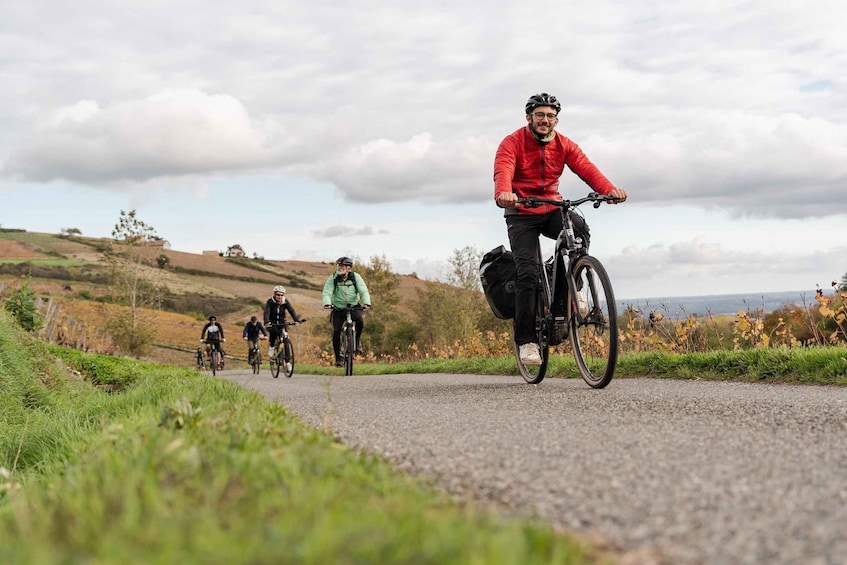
[200,315,226,370]
[322,257,371,366]
[242,316,268,363]
[494,92,628,366]
[263,286,303,358]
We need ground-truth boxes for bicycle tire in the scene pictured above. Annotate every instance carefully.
[514,269,550,384]
[344,325,355,376]
[282,337,295,378]
[251,348,261,374]
[269,344,281,378]
[211,349,218,376]
[569,255,618,388]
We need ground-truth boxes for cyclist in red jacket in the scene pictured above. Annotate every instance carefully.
[494,92,628,366]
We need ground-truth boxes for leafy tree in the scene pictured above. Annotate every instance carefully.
[413,246,502,350]
[157,254,170,269]
[103,210,164,357]
[360,254,401,353]
[60,227,82,237]
[1,277,43,332]
[840,272,847,292]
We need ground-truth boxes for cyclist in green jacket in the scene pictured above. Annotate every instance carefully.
[322,256,371,366]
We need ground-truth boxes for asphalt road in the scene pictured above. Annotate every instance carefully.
[220,369,847,565]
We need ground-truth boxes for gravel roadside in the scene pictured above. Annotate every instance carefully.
[221,371,847,564]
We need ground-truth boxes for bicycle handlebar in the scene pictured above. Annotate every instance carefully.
[265,320,306,327]
[517,192,620,210]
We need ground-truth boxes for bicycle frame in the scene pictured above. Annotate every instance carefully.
[515,192,619,388]
[267,321,300,378]
[333,304,362,376]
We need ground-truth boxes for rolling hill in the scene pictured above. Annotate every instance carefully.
[0,228,434,366]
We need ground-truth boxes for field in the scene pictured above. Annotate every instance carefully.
[0,229,435,366]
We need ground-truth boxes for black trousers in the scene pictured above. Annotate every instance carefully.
[506,211,590,345]
[331,308,364,360]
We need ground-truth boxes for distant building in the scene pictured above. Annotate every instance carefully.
[228,247,246,258]
[145,240,172,250]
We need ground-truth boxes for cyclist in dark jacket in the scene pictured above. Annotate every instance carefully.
[242,316,268,363]
[200,315,226,369]
[263,285,302,357]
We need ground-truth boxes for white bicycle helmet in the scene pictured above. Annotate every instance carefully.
[273,285,286,293]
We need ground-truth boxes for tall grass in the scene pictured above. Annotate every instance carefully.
[293,347,847,385]
[0,311,600,564]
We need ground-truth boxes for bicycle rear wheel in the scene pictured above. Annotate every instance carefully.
[282,337,295,378]
[570,255,618,388]
[514,280,550,384]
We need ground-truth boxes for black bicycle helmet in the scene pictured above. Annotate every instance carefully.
[336,256,353,266]
[525,92,561,115]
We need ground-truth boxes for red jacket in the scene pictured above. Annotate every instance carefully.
[493,126,617,215]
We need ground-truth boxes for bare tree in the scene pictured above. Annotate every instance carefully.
[103,210,164,357]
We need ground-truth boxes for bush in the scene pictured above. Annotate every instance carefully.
[1,278,43,332]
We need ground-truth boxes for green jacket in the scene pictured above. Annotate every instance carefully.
[322,270,371,309]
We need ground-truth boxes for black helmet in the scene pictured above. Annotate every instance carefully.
[336,256,353,266]
[208,315,216,321]
[525,93,561,115]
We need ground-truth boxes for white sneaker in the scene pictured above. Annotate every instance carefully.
[519,343,542,365]
[285,362,292,373]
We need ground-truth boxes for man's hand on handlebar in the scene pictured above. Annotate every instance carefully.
[607,188,628,204]
[496,192,518,209]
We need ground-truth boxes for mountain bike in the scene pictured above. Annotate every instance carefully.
[268,321,305,378]
[247,339,264,374]
[333,305,364,376]
[514,193,619,388]
[203,338,226,376]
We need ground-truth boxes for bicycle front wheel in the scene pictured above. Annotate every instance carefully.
[344,326,355,376]
[269,345,280,378]
[570,255,618,388]
[211,350,218,376]
[282,338,295,378]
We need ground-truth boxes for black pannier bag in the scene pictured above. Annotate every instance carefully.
[479,245,517,319]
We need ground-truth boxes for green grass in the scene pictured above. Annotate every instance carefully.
[294,346,847,385]
[0,258,87,266]
[0,311,601,564]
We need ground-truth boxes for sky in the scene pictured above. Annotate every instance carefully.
[1,0,846,301]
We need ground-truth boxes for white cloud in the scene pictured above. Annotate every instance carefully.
[3,89,286,184]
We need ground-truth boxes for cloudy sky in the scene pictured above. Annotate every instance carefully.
[1,0,846,300]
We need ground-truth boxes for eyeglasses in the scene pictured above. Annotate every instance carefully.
[274,293,284,297]
[532,112,558,120]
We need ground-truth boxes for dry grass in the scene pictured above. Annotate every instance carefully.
[0,240,46,259]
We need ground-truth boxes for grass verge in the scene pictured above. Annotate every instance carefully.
[0,311,602,564]
[292,347,847,385]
